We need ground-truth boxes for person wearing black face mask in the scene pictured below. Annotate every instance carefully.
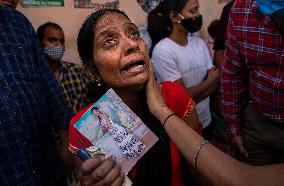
[148,0,220,140]
[175,12,203,34]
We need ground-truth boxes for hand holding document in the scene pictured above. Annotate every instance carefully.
[69,89,158,185]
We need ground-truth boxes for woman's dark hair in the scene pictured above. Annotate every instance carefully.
[37,22,63,45]
[77,8,129,101]
[147,0,189,52]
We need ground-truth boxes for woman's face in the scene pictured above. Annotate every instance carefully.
[92,12,150,91]
[180,0,200,19]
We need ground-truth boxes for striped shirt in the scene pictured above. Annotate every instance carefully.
[221,0,284,138]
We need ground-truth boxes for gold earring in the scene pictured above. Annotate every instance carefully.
[83,66,103,87]
[95,78,102,87]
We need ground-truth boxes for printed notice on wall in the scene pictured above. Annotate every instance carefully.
[21,0,64,7]
[74,0,119,9]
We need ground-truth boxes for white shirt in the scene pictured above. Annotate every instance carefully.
[152,35,213,128]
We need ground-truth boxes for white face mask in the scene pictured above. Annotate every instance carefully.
[44,46,65,60]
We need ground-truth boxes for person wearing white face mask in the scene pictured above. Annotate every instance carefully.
[37,22,89,114]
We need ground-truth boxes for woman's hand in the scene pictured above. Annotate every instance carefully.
[77,155,124,186]
[146,61,172,122]
[207,66,220,84]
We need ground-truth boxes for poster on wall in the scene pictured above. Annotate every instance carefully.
[74,0,119,9]
[21,0,65,7]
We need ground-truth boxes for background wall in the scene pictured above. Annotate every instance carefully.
[17,0,226,64]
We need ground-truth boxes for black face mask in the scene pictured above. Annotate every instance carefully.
[178,14,203,33]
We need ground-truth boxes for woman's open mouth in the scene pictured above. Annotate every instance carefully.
[122,60,146,75]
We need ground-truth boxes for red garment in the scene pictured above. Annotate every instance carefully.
[69,81,196,186]
[221,0,284,138]
[160,81,196,186]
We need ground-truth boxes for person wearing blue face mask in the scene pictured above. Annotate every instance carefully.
[37,22,89,114]
[149,0,220,140]
[221,0,284,166]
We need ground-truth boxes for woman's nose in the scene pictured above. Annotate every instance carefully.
[123,36,139,56]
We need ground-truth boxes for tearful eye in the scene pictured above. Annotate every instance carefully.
[102,37,118,49]
[129,31,141,40]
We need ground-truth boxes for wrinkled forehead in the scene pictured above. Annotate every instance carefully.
[93,12,132,36]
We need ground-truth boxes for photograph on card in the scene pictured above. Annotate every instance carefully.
[73,89,158,173]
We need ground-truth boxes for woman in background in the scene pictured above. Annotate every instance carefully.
[148,0,219,139]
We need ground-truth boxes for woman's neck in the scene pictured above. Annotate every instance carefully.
[115,88,145,116]
[168,26,189,46]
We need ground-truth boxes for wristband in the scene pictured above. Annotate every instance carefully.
[163,113,176,128]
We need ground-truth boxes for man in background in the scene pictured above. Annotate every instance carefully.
[37,22,89,114]
[221,0,284,165]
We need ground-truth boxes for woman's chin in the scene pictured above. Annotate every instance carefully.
[116,77,148,92]
[121,70,149,85]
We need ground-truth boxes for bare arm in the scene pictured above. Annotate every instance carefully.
[146,61,284,186]
[156,107,284,186]
[175,67,219,103]
[213,50,224,68]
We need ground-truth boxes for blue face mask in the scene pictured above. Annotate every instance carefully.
[257,0,284,16]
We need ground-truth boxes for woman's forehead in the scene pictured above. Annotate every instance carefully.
[94,12,131,32]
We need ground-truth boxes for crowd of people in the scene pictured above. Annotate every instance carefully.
[0,0,283,185]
